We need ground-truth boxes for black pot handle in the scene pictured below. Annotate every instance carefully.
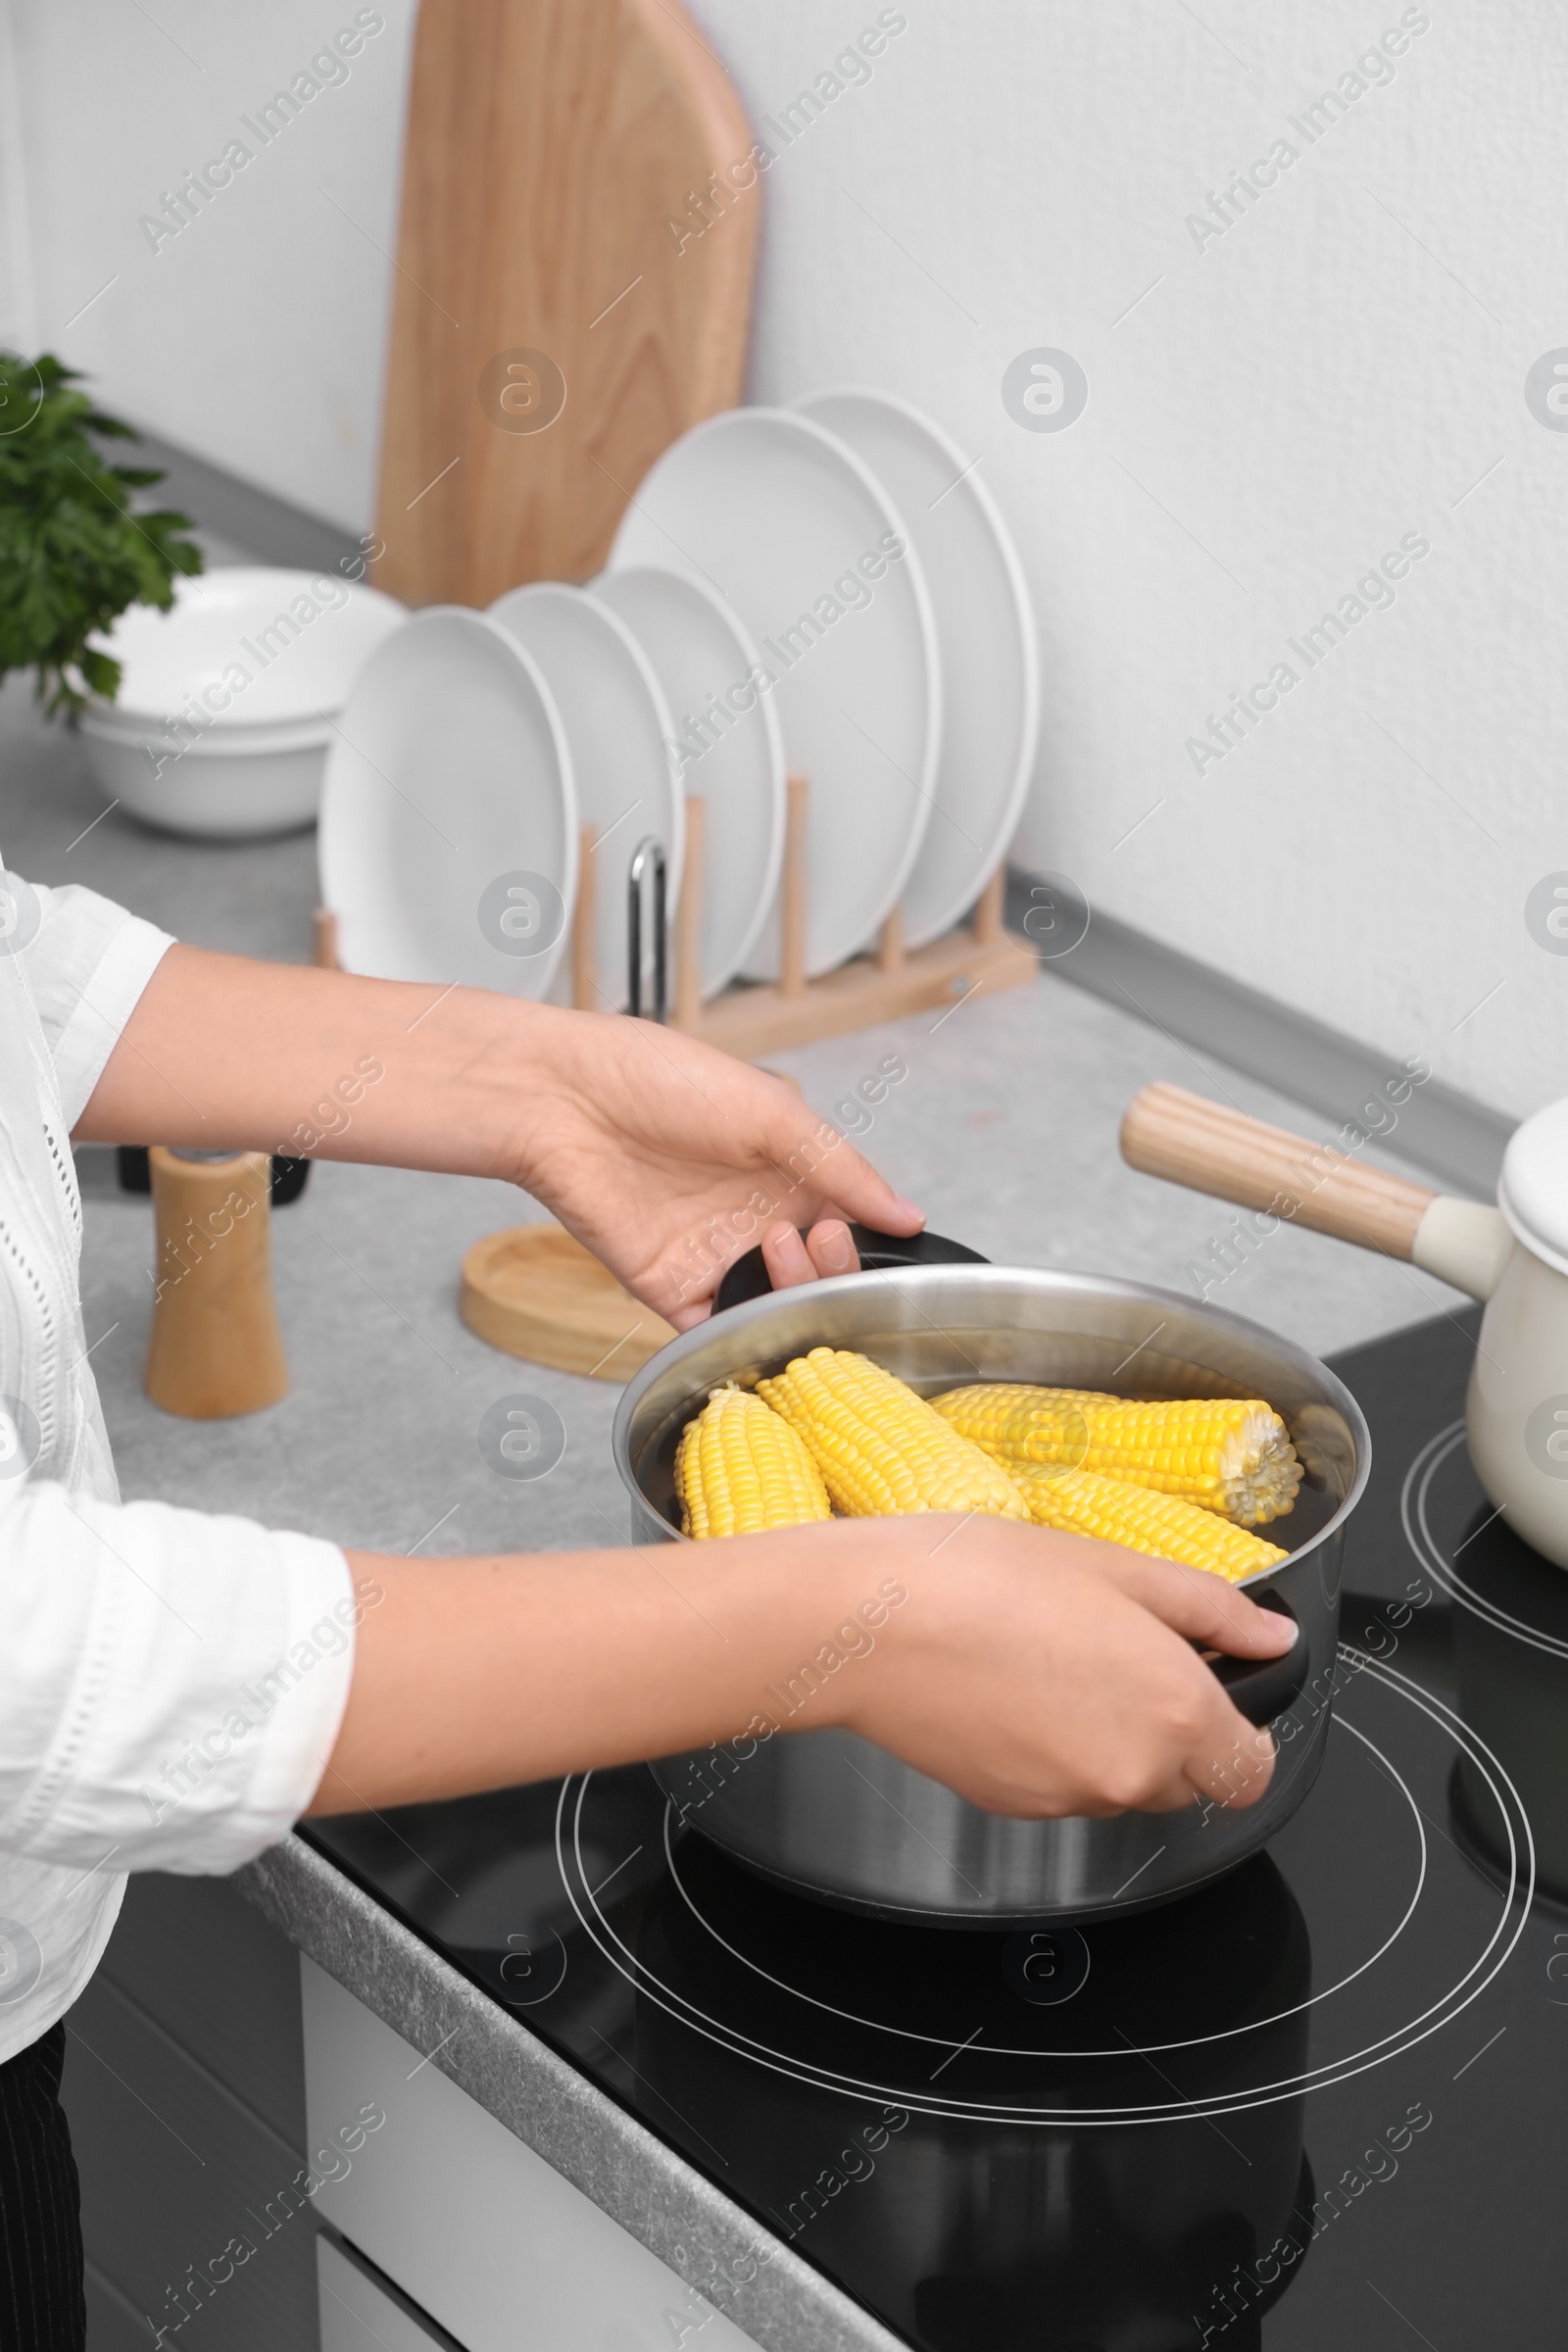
[1208,1592,1305,1725]
[712,1224,988,1316]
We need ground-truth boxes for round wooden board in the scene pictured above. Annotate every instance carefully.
[460,1222,676,1381]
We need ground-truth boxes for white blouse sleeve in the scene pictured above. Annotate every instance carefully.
[0,1478,361,1874]
[24,880,175,1128]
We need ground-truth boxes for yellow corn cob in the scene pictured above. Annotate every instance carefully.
[674,1384,831,1541]
[1011,1464,1289,1582]
[756,1348,1029,1521]
[930,1384,1301,1528]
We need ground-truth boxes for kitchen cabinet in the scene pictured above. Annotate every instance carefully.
[62,1872,320,2350]
[303,1959,763,2351]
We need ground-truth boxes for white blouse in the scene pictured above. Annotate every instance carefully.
[0,867,354,2064]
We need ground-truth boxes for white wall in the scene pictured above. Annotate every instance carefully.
[0,0,415,520]
[6,0,1565,1116]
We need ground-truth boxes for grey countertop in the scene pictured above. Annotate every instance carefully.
[0,648,1470,2352]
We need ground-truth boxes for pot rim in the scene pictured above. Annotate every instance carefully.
[612,1260,1373,1583]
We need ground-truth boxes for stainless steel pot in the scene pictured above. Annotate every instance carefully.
[612,1258,1370,1926]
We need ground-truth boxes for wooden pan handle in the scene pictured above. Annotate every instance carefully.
[1119,1082,1438,1260]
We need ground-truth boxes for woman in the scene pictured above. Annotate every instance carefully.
[0,871,1292,2342]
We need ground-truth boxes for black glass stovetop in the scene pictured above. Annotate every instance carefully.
[307,1309,1568,2349]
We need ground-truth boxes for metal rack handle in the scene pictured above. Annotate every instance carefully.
[627,837,667,1022]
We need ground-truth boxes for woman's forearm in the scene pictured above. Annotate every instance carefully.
[309,1517,1297,1823]
[74,942,918,1324]
[309,1521,898,1814]
[74,943,540,1177]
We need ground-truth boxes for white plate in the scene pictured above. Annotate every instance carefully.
[318,608,576,1003]
[794,387,1041,949]
[87,566,407,732]
[488,583,683,1012]
[607,409,940,981]
[591,566,784,999]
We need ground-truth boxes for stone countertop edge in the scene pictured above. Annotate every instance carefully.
[233,1835,905,2352]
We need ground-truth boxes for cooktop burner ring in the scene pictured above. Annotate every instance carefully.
[649,1716,1429,2065]
[1403,1421,1568,1659]
[557,1660,1534,2128]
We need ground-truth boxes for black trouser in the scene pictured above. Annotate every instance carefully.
[0,2024,86,2350]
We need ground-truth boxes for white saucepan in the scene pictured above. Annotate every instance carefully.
[1121,1082,1568,1569]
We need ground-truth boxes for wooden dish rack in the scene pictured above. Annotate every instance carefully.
[577,774,1036,1054]
[318,772,1036,1053]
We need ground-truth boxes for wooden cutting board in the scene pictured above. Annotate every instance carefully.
[374,0,760,606]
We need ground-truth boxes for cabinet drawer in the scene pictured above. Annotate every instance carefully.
[319,2234,464,2350]
[303,1960,761,2351]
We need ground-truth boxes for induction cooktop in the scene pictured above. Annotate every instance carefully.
[307,1307,1568,2349]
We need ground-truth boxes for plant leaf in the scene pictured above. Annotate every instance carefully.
[0,347,205,713]
[78,646,122,700]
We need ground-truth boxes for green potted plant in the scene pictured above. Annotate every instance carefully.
[0,350,201,716]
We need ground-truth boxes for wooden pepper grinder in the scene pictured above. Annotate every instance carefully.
[144,1148,288,1417]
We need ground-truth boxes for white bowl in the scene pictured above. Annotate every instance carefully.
[87,567,407,729]
[78,566,406,838]
[79,712,332,840]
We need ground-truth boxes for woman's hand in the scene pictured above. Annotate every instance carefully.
[833,1517,1294,1818]
[496,1006,923,1326]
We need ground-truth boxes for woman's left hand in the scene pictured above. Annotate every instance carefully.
[506,1008,924,1327]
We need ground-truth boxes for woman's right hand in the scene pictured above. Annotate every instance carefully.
[830,1515,1296,1820]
